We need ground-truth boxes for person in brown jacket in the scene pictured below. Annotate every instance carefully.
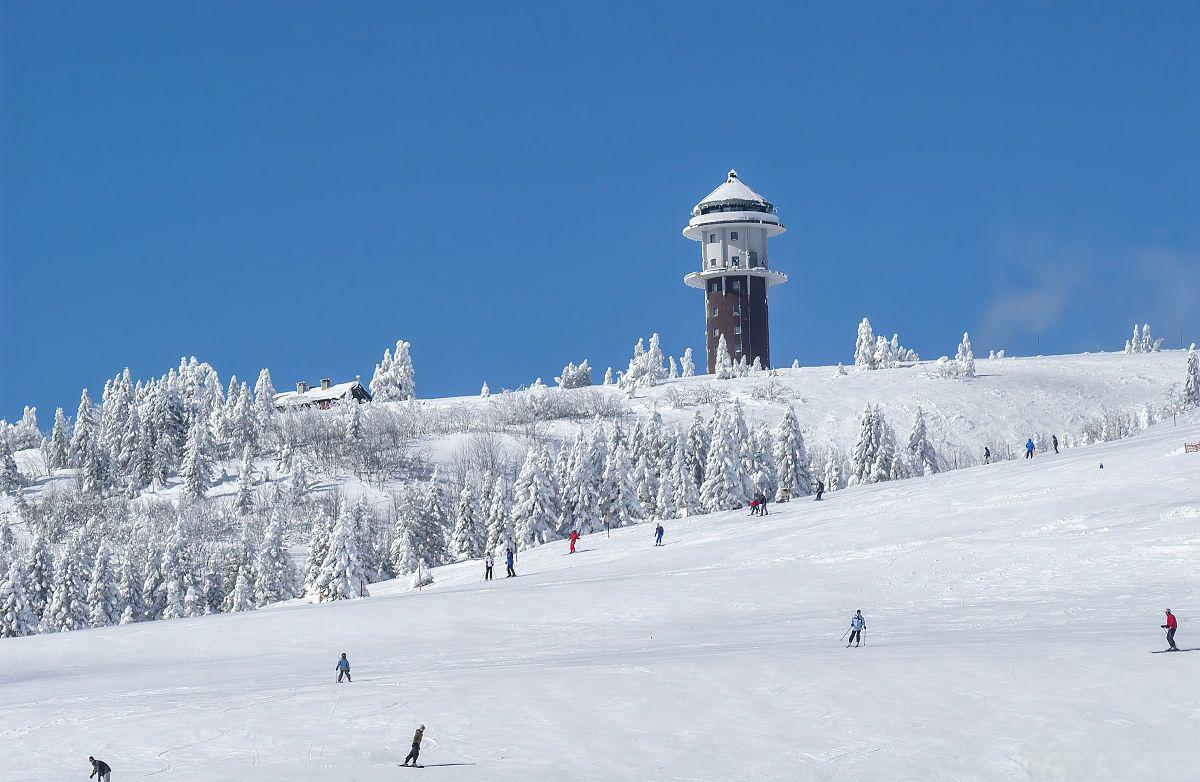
[402,724,425,766]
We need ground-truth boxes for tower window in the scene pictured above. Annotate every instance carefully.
[734,325,742,335]
[713,329,720,338]
[749,251,758,267]
[730,231,738,241]
[711,306,718,317]
[732,280,742,293]
[731,256,740,268]
[733,303,742,316]
[736,341,743,353]
[708,234,718,243]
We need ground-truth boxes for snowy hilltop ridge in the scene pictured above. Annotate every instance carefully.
[0,342,1197,642]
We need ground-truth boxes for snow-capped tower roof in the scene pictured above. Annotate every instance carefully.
[683,169,784,239]
[694,169,773,213]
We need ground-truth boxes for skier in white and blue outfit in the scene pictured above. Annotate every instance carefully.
[847,610,865,647]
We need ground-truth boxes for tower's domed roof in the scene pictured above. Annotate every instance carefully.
[694,169,772,212]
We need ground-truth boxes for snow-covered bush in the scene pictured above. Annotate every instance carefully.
[369,339,416,401]
[619,334,669,390]
[854,319,917,369]
[1125,323,1163,354]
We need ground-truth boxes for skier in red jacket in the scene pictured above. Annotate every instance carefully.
[1162,609,1179,651]
[568,529,580,554]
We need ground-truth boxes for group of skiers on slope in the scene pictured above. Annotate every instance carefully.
[334,654,426,764]
[982,434,1060,464]
[482,547,518,580]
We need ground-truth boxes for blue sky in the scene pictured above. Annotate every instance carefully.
[2,2,1197,421]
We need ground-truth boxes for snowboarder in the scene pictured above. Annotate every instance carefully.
[814,479,825,501]
[484,553,494,581]
[983,447,991,464]
[88,757,111,781]
[336,652,351,683]
[402,724,425,766]
[1052,435,1059,454]
[569,529,580,554]
[654,522,664,546]
[505,547,516,578]
[1162,609,1179,651]
[1025,439,1035,459]
[779,486,791,503]
[847,610,866,647]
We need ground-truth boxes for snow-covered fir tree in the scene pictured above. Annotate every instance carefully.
[254,515,298,606]
[748,427,777,499]
[420,469,451,566]
[86,544,120,628]
[343,398,363,444]
[234,445,255,515]
[700,405,752,510]
[907,407,940,476]
[47,407,71,470]
[0,435,19,493]
[184,581,207,618]
[1184,343,1199,408]
[179,413,217,500]
[681,347,696,378]
[599,442,643,528]
[117,556,144,625]
[311,506,370,601]
[773,405,812,498]
[480,381,490,397]
[252,368,278,451]
[955,332,976,378]
[483,476,512,555]
[670,435,703,516]
[0,560,38,638]
[714,334,735,380]
[228,566,256,612]
[669,356,678,379]
[450,483,485,560]
[302,511,334,595]
[823,450,843,492]
[370,339,416,401]
[511,447,560,547]
[23,531,54,620]
[849,404,897,485]
[45,544,88,632]
[619,333,669,390]
[854,318,876,369]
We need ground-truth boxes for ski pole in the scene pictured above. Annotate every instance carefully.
[840,627,850,642]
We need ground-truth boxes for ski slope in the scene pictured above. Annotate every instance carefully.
[3,416,1198,781]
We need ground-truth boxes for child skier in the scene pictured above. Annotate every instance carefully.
[336,652,352,682]
[654,522,664,546]
[847,610,866,647]
[569,529,580,554]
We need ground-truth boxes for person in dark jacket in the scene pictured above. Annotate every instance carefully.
[1162,609,1179,651]
[1025,439,1035,459]
[88,757,111,781]
[757,492,769,516]
[402,724,425,766]
[336,652,351,683]
[505,547,516,578]
[983,447,991,464]
[654,522,664,546]
[814,479,825,501]
[1052,435,1059,454]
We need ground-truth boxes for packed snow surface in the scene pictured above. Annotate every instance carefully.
[3,414,1198,780]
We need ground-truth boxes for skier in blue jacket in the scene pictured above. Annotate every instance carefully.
[1025,439,1035,459]
[336,652,351,683]
[847,611,866,647]
[505,547,516,578]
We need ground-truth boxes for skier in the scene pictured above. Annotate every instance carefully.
[847,610,866,647]
[814,479,825,501]
[654,522,664,546]
[336,652,351,683]
[402,724,425,766]
[568,529,580,554]
[983,447,991,464]
[88,757,111,781]
[749,497,760,516]
[1052,434,1059,454]
[484,552,494,581]
[1162,609,1179,651]
[505,547,516,578]
[758,492,769,516]
[1025,439,1035,459]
